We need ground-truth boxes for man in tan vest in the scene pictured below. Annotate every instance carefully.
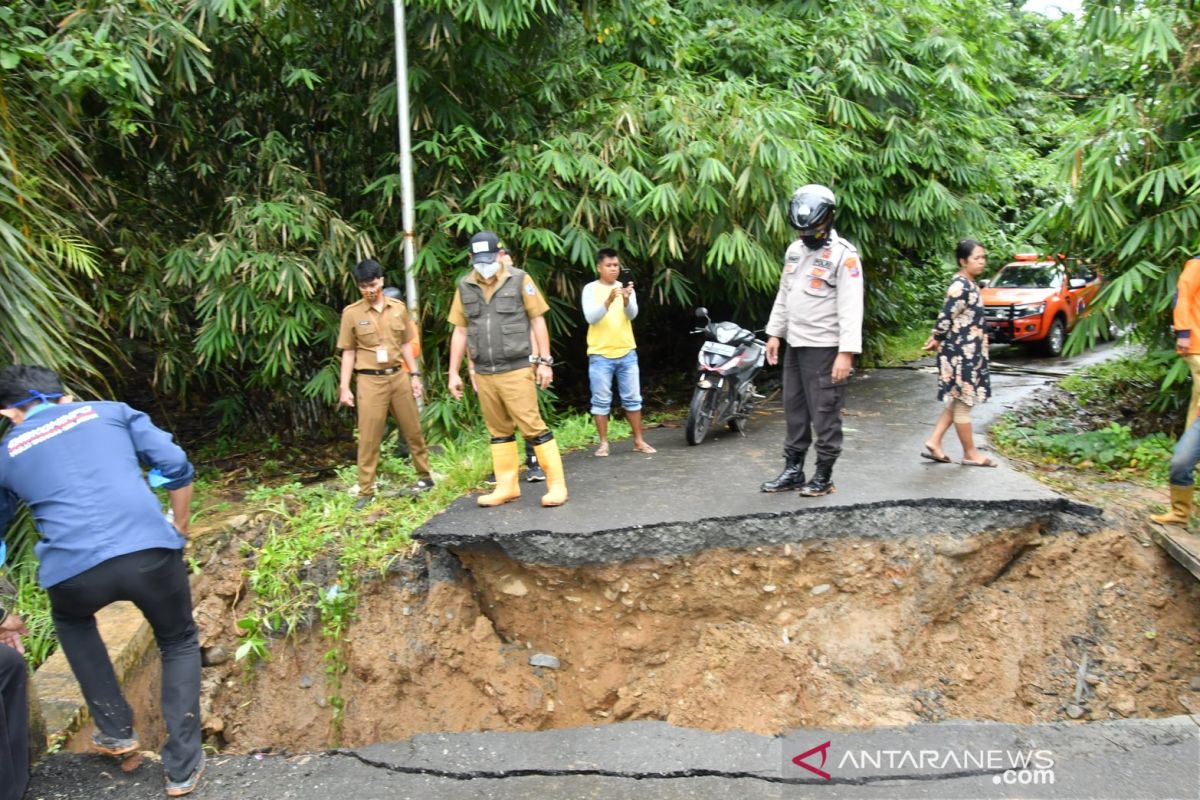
[447,231,567,507]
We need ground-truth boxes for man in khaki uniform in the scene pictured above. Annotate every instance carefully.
[447,231,567,507]
[338,259,433,509]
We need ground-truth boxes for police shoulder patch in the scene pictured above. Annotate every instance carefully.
[525,281,537,296]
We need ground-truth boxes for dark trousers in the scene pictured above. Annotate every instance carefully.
[47,548,201,782]
[0,644,28,800]
[782,345,847,461]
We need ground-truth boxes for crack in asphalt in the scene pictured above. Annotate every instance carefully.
[334,748,1024,786]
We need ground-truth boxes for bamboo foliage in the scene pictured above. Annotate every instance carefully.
[1030,0,1199,372]
[1,0,1070,430]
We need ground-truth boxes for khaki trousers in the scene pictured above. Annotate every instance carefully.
[1185,354,1200,428]
[356,372,431,495]
[476,368,549,439]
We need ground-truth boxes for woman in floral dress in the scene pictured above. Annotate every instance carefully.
[921,239,996,466]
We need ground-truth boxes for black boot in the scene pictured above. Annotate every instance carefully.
[525,448,546,482]
[798,458,836,496]
[761,452,806,492]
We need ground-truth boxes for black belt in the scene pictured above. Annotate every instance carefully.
[355,367,402,376]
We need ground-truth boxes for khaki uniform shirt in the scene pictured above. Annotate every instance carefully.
[765,230,864,353]
[447,266,550,327]
[337,296,413,370]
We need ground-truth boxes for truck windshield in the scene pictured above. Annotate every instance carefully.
[991,265,1060,289]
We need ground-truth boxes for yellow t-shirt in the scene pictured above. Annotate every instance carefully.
[585,281,637,358]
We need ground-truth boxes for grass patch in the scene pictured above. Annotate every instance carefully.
[1058,353,1168,406]
[991,416,1175,482]
[989,352,1186,484]
[864,327,932,368]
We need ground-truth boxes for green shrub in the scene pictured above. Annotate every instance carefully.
[992,416,1175,482]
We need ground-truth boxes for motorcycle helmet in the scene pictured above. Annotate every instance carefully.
[787,184,836,237]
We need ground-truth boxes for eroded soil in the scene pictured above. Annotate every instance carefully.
[87,513,1200,756]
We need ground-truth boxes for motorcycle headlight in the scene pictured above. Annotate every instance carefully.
[1012,302,1046,317]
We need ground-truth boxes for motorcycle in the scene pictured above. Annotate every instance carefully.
[685,307,767,445]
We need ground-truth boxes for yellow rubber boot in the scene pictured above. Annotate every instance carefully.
[533,437,568,507]
[1150,485,1193,525]
[478,440,521,507]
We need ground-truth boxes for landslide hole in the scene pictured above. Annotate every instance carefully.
[102,524,1200,754]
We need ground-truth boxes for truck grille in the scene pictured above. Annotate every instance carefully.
[984,306,1013,321]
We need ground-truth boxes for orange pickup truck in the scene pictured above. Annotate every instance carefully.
[980,254,1107,356]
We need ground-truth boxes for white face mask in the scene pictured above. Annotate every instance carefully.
[474,262,501,280]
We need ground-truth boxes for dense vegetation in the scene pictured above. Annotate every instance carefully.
[1029,0,1200,377]
[2,1,1198,667]
[3,0,1082,428]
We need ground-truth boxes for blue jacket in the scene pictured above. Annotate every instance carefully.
[0,401,194,588]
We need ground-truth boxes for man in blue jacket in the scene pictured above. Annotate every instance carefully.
[0,365,204,797]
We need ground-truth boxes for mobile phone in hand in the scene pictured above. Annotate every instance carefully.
[618,267,634,287]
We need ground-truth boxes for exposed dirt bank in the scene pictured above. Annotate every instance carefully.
[86,516,1199,756]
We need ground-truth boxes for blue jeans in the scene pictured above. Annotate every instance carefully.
[589,350,642,416]
[1169,418,1200,486]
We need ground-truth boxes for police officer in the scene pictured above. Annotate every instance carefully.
[337,259,434,510]
[447,231,568,507]
[761,184,864,496]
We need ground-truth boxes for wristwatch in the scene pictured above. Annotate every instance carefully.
[537,356,554,366]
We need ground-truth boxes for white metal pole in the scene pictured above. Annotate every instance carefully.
[392,0,419,320]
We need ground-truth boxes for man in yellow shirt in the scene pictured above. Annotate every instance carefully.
[582,249,655,456]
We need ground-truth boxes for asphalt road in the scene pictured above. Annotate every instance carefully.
[416,343,1121,562]
[26,716,1200,799]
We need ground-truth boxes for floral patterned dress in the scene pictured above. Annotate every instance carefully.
[932,274,990,406]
